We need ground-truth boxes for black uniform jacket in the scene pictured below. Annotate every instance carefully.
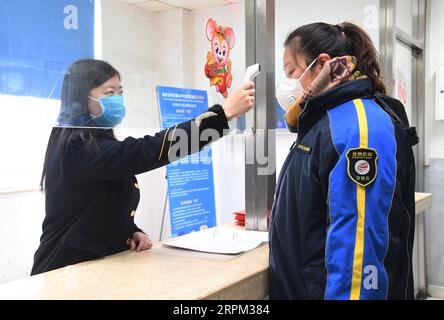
[31,105,229,275]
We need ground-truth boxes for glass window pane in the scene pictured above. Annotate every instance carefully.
[395,42,414,125]
[0,0,247,227]
[396,0,415,36]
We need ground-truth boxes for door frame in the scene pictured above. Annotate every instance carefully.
[380,0,428,299]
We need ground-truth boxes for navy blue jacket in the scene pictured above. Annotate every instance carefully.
[269,78,418,300]
[31,105,229,275]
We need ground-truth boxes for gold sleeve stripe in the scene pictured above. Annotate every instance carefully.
[167,125,178,156]
[158,127,171,160]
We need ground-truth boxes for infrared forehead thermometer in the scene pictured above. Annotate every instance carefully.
[244,64,261,83]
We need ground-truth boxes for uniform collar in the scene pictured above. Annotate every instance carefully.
[298,78,376,134]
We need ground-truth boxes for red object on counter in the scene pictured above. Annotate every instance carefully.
[234,211,245,226]
[233,210,271,227]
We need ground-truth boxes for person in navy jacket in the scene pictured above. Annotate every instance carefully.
[32,59,255,275]
[271,22,418,300]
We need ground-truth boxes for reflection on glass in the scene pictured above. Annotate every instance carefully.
[395,42,413,124]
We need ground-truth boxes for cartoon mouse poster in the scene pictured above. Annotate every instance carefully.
[204,18,235,98]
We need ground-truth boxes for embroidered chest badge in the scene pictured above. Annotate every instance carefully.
[346,148,378,187]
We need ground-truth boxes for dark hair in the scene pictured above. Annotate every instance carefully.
[284,22,386,94]
[40,59,120,190]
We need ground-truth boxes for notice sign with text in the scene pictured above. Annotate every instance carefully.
[156,86,217,237]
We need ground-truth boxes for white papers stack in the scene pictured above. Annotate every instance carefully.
[162,227,268,255]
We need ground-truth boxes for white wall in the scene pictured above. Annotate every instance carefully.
[153,8,194,88]
[0,191,45,284]
[190,2,247,225]
[424,0,444,291]
[425,0,444,160]
[102,0,157,129]
[275,0,380,86]
[191,2,246,108]
[0,124,51,283]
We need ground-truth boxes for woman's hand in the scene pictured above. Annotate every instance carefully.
[130,232,153,252]
[285,56,357,130]
[309,56,357,97]
[223,82,256,121]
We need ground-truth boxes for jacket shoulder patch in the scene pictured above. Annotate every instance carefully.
[346,148,378,187]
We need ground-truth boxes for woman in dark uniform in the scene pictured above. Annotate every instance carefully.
[32,59,255,275]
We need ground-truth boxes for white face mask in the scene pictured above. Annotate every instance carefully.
[276,59,317,111]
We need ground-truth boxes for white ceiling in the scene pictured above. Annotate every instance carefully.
[118,0,239,12]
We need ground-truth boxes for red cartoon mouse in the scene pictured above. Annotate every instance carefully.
[204,18,235,98]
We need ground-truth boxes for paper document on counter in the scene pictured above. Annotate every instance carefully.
[162,227,268,255]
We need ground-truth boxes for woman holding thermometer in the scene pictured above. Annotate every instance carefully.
[32,59,256,275]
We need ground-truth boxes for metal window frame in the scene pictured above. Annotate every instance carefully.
[244,0,276,232]
[412,0,428,300]
[380,0,397,97]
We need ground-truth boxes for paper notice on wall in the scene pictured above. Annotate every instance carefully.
[162,227,268,255]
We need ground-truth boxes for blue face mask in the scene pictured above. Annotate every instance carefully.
[89,95,126,128]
